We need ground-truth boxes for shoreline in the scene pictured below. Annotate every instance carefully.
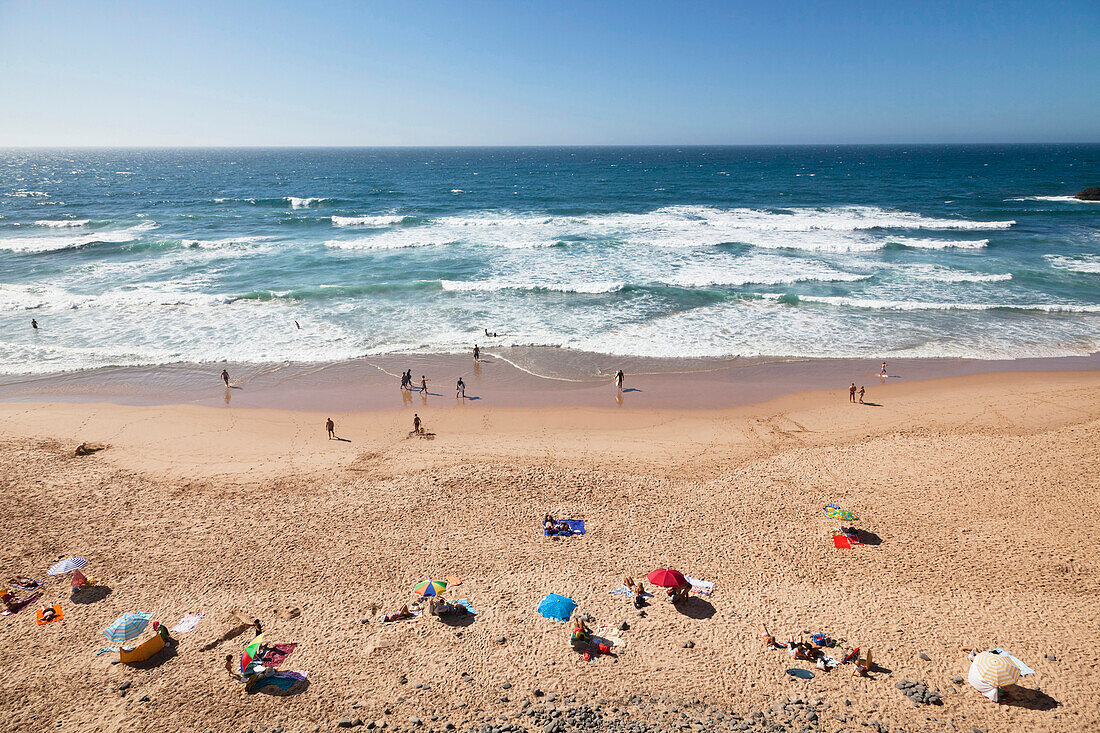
[1,348,1098,412]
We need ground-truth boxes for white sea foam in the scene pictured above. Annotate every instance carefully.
[887,237,990,250]
[1005,195,1100,203]
[319,205,1010,253]
[441,279,624,294]
[659,257,871,287]
[899,264,1012,283]
[0,222,157,253]
[331,215,407,227]
[6,190,49,198]
[180,235,275,249]
[35,219,90,228]
[286,196,329,209]
[1046,254,1100,274]
[767,293,1100,313]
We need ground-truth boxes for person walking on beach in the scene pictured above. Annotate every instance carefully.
[420,375,428,395]
[222,369,230,387]
[413,414,422,435]
[456,377,465,398]
[473,344,480,362]
[31,318,38,330]
[326,417,335,439]
[615,370,624,391]
[858,386,865,404]
[849,383,857,402]
[880,362,888,378]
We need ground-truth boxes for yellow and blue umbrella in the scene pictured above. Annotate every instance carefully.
[413,580,447,597]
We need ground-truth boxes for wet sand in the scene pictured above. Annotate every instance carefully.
[0,365,1098,732]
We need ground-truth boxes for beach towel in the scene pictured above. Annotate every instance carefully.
[1,593,41,616]
[36,605,63,625]
[446,576,462,588]
[252,670,309,691]
[993,649,1035,675]
[10,579,42,592]
[611,586,653,598]
[544,520,585,537]
[170,612,204,634]
[684,576,714,596]
[262,643,298,667]
[452,598,477,615]
[380,608,422,623]
[832,534,852,549]
[594,625,623,647]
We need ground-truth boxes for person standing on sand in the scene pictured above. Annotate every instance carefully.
[31,318,38,330]
[615,370,624,391]
[413,414,421,435]
[456,377,465,398]
[858,386,865,404]
[849,383,856,403]
[880,362,888,378]
[222,369,230,387]
[326,418,335,439]
[473,344,480,362]
[420,375,428,394]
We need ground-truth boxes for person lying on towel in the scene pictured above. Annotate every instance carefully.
[384,605,414,622]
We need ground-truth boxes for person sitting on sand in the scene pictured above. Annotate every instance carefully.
[1,590,18,614]
[852,648,873,677]
[384,605,413,622]
[71,569,97,590]
[571,616,593,645]
[543,513,555,530]
[668,581,691,603]
[152,621,176,646]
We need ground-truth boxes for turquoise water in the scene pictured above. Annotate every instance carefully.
[1,146,1098,374]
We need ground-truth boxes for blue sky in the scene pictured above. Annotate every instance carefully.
[1,0,1098,145]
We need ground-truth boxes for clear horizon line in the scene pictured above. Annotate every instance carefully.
[2,141,1100,151]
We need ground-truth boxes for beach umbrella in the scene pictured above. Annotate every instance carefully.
[48,557,87,575]
[413,580,447,597]
[970,651,1021,689]
[647,568,686,588]
[102,612,152,644]
[242,632,265,673]
[824,504,859,522]
[537,593,576,621]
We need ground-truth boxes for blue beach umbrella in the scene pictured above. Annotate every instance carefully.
[537,594,576,621]
[103,612,153,644]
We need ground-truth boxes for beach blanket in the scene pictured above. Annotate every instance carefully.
[993,649,1036,675]
[10,580,42,592]
[452,598,477,615]
[1,593,41,616]
[832,534,852,549]
[594,625,624,647]
[262,643,298,667]
[380,608,422,623]
[36,605,63,625]
[544,520,585,537]
[611,586,653,598]
[684,576,714,596]
[170,612,204,633]
[252,670,309,691]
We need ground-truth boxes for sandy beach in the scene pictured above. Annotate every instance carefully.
[1,364,1098,733]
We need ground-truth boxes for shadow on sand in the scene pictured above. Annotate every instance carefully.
[675,597,716,620]
[71,586,112,604]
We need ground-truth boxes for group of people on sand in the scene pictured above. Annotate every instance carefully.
[759,624,872,677]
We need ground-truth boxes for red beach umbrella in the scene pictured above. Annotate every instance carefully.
[647,568,686,587]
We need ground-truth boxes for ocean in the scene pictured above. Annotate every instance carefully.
[1,145,1098,376]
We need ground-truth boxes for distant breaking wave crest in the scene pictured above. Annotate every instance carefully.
[0,222,158,253]
[768,293,1100,313]
[1045,254,1100,274]
[320,205,1009,253]
[35,219,91,228]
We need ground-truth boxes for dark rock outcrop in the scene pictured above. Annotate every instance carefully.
[1075,186,1100,201]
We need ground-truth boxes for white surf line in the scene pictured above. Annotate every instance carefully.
[484,352,597,383]
[364,362,406,380]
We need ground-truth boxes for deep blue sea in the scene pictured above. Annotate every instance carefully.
[1,146,1098,374]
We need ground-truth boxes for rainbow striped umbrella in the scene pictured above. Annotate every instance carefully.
[241,633,265,673]
[413,580,447,597]
[825,504,859,522]
[970,651,1020,688]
